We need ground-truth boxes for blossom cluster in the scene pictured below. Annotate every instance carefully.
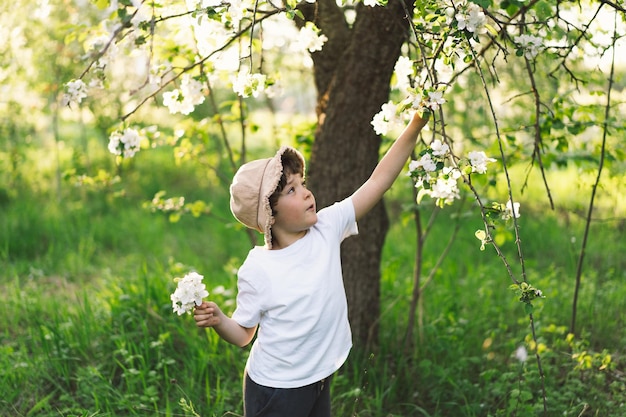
[514,34,545,59]
[61,79,88,107]
[296,22,328,53]
[232,69,268,98]
[409,140,454,202]
[148,191,186,213]
[108,128,142,158]
[163,74,207,115]
[407,139,481,207]
[170,272,209,315]
[371,88,446,136]
[455,2,487,36]
[501,200,521,220]
[467,150,496,174]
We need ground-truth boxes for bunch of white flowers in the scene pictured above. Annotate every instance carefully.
[408,144,497,207]
[371,101,402,136]
[108,128,142,158]
[163,74,207,115]
[393,56,415,90]
[401,88,447,114]
[232,70,267,98]
[468,150,496,174]
[371,88,446,136]
[61,79,88,107]
[408,140,460,206]
[225,0,248,28]
[503,199,521,220]
[170,272,209,315]
[455,2,488,36]
[514,34,545,59]
[296,22,328,53]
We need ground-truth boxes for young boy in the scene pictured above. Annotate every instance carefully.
[194,112,428,416]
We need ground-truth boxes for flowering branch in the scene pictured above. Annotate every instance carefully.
[464,26,548,415]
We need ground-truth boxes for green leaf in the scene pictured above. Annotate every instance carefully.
[93,0,110,9]
[26,392,55,416]
[485,23,498,37]
[473,0,492,8]
[524,303,534,315]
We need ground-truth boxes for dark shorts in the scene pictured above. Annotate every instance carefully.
[243,371,333,417]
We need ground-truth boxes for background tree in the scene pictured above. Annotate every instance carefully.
[300,0,415,344]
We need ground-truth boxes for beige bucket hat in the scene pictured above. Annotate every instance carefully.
[229,146,305,248]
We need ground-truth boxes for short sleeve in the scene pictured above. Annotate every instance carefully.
[317,197,358,242]
[231,264,263,328]
[342,197,358,240]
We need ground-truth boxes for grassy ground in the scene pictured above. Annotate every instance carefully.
[1,144,625,417]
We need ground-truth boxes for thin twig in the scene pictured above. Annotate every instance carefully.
[465,34,548,415]
[570,7,616,336]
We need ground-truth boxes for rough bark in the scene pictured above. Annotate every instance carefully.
[301,0,413,346]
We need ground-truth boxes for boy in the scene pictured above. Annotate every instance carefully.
[194,111,428,416]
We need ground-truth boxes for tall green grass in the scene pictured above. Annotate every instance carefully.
[1,141,625,416]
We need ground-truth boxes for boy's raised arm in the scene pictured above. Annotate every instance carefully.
[351,112,429,221]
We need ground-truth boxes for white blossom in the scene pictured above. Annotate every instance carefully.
[296,22,328,53]
[394,56,415,90]
[468,151,496,174]
[371,101,402,136]
[456,3,487,35]
[410,153,437,173]
[163,74,206,115]
[504,199,521,219]
[442,166,462,180]
[232,70,267,98]
[515,345,529,363]
[171,272,209,315]
[61,79,88,107]
[371,112,389,136]
[514,34,544,59]
[225,0,248,28]
[425,90,446,111]
[108,128,142,158]
[430,139,449,157]
[430,177,460,205]
[402,90,425,113]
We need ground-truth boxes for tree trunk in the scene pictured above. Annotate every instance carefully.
[301,0,413,346]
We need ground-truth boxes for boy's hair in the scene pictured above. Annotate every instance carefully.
[268,150,305,213]
[229,146,306,249]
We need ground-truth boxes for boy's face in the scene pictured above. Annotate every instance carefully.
[271,172,317,244]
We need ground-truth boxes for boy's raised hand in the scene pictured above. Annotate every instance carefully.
[351,110,429,221]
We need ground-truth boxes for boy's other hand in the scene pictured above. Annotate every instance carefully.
[194,301,222,328]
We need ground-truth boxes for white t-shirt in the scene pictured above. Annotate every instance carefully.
[232,198,358,388]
